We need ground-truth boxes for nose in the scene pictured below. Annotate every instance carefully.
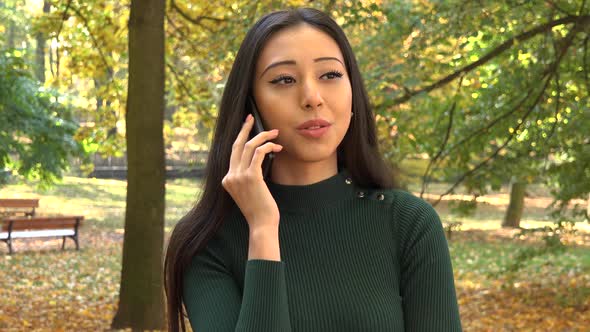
[300,80,324,111]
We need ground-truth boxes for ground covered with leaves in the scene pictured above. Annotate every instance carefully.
[1,177,589,331]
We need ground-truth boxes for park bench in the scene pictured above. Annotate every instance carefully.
[0,198,39,218]
[0,215,84,254]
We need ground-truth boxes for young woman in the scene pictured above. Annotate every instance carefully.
[165,7,462,332]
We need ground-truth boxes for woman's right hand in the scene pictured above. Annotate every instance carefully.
[221,114,284,232]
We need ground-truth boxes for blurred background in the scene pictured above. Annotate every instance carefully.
[0,0,588,330]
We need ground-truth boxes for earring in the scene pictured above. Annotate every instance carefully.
[351,112,354,117]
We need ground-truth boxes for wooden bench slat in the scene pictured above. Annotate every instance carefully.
[1,229,75,239]
[0,199,39,208]
[2,220,82,231]
[1,217,84,232]
[3,216,84,223]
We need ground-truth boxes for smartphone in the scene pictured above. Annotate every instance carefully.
[248,96,274,179]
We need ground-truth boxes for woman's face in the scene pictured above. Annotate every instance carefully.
[252,23,353,166]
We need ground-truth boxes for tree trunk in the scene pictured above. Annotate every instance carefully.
[502,178,526,228]
[34,0,51,82]
[111,0,166,330]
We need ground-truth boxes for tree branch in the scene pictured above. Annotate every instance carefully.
[60,3,125,110]
[432,85,535,168]
[166,61,198,102]
[384,15,590,107]
[166,14,202,57]
[541,35,564,147]
[166,13,217,118]
[55,0,72,40]
[165,62,214,120]
[170,0,227,29]
[429,22,579,206]
[68,4,113,77]
[420,75,463,198]
[545,71,561,143]
[422,17,584,184]
[165,14,209,75]
[50,0,73,81]
[431,74,552,206]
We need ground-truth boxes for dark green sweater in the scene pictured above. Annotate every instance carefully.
[183,168,462,331]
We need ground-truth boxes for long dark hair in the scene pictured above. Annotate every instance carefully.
[164,7,400,331]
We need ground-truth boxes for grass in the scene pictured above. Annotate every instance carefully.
[450,240,590,284]
[0,231,122,330]
[1,176,202,230]
[1,175,589,331]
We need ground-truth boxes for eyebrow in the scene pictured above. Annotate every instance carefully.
[259,57,345,79]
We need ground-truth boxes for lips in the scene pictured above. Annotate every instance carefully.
[296,119,331,130]
[296,119,331,139]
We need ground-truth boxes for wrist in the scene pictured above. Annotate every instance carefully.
[248,226,281,261]
[249,225,279,238]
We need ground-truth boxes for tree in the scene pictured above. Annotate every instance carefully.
[34,0,129,158]
[110,0,166,329]
[352,0,589,223]
[0,51,82,188]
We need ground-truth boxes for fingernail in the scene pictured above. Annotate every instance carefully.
[245,114,252,122]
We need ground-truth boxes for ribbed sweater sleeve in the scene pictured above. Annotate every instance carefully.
[396,192,463,331]
[183,245,292,332]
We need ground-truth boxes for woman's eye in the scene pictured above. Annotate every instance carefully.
[271,76,295,84]
[322,71,343,80]
[269,71,343,85]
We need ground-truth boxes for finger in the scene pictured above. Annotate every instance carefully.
[249,142,283,171]
[239,129,279,171]
[229,114,255,171]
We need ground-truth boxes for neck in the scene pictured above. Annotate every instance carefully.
[269,153,338,186]
[266,167,355,214]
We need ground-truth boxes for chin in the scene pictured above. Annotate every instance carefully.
[294,147,337,162]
